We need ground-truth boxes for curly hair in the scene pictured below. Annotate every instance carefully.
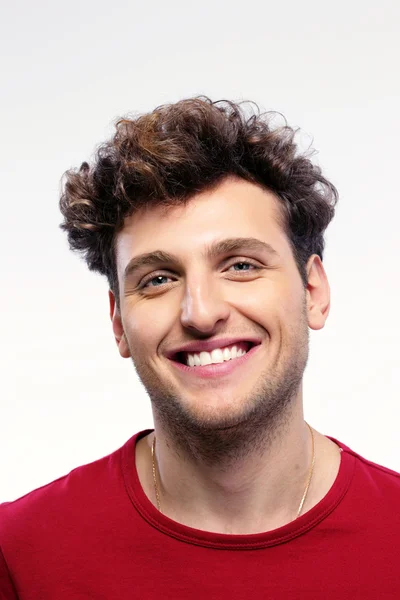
[59,97,338,309]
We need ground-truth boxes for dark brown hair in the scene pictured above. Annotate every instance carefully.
[59,97,338,308]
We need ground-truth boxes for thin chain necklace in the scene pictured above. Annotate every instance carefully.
[151,421,315,520]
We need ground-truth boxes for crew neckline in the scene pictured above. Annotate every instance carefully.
[121,429,355,549]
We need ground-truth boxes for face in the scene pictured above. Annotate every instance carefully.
[110,177,329,443]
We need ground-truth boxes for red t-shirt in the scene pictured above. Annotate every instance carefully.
[1,430,400,599]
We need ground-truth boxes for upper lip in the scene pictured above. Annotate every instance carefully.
[166,337,262,359]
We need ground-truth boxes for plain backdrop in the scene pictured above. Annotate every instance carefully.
[1,0,399,502]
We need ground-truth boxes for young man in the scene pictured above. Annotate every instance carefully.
[1,98,399,598]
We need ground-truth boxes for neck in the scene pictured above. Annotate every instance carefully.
[136,401,337,535]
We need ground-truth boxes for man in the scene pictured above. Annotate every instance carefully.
[1,97,399,598]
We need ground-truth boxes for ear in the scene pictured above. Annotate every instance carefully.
[109,290,131,358]
[305,255,330,331]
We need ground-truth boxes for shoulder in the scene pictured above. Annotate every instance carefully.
[338,438,400,482]
[350,447,400,491]
[0,433,139,542]
[331,436,400,512]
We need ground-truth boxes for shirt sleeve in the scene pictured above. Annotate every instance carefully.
[0,548,18,600]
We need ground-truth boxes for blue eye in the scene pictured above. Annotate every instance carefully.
[231,262,254,271]
[144,275,171,288]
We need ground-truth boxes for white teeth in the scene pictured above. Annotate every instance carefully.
[210,348,224,363]
[185,344,249,367]
[199,351,212,366]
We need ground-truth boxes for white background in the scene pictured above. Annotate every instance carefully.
[1,0,399,502]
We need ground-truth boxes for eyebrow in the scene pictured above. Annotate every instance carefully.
[124,237,279,281]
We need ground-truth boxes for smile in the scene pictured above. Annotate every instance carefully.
[169,340,261,379]
[180,342,250,367]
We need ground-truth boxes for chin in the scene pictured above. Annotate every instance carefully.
[174,391,258,429]
[187,409,246,431]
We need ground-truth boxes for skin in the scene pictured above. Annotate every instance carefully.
[110,176,341,534]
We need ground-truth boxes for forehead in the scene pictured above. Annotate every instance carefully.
[116,178,291,266]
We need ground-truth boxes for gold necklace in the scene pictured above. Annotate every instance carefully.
[151,421,315,520]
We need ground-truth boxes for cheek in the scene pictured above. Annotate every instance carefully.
[232,278,281,311]
[233,279,304,330]
[123,299,177,351]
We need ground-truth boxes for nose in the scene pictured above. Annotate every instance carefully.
[180,275,231,335]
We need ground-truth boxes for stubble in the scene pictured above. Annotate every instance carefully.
[127,306,309,467]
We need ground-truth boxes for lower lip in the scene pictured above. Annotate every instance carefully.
[169,344,261,379]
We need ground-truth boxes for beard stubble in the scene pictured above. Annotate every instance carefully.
[127,307,309,467]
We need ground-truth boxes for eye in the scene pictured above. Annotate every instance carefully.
[141,274,174,289]
[227,261,260,272]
